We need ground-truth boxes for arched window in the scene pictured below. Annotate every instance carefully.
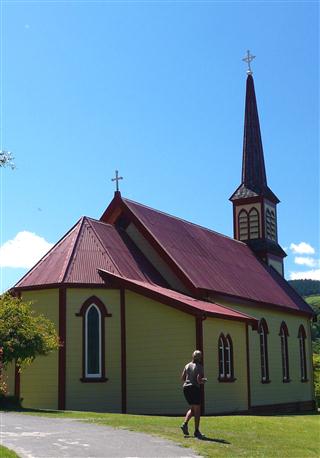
[298,325,308,382]
[258,319,270,383]
[266,209,276,241]
[249,208,260,239]
[218,333,235,382]
[279,322,290,382]
[86,305,101,377]
[76,296,112,382]
[238,210,249,241]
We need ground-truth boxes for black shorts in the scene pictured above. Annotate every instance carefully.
[183,385,201,405]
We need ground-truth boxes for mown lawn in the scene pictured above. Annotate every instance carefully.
[17,408,320,457]
[0,445,19,458]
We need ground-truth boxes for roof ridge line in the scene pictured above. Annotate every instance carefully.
[86,218,122,276]
[123,199,196,288]
[123,198,246,246]
[13,218,83,289]
[60,217,87,283]
[85,216,114,227]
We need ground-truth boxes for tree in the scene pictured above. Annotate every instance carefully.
[0,293,60,393]
[0,150,15,169]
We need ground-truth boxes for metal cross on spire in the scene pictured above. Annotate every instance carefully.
[111,170,123,192]
[242,50,256,75]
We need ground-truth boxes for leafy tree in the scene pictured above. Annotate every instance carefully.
[313,353,320,405]
[0,293,60,393]
[0,150,15,169]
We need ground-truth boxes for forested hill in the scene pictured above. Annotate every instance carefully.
[288,279,320,297]
[287,280,320,353]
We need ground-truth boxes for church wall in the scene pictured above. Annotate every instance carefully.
[19,289,59,410]
[126,223,188,293]
[65,288,122,412]
[215,299,314,407]
[125,291,195,414]
[203,318,248,414]
[3,362,15,396]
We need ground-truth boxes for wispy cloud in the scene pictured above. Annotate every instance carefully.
[290,242,315,255]
[0,231,53,268]
[294,256,318,267]
[289,269,320,281]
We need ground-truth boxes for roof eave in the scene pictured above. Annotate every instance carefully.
[98,269,258,326]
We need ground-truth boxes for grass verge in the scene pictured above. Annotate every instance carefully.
[11,408,320,457]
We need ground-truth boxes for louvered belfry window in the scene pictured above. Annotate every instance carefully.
[266,208,276,241]
[238,210,249,240]
[249,208,260,239]
[298,325,308,382]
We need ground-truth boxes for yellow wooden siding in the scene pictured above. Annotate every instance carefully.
[126,291,196,414]
[66,289,122,412]
[19,289,59,410]
[3,362,15,396]
[217,300,314,406]
[203,319,248,414]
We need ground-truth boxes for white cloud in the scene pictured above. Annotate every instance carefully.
[289,269,320,281]
[290,242,315,255]
[0,231,53,268]
[294,256,318,267]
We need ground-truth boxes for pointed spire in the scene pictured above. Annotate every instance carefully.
[230,72,279,203]
[242,74,267,192]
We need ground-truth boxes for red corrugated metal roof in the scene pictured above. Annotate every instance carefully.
[98,269,258,325]
[122,198,312,314]
[15,217,166,288]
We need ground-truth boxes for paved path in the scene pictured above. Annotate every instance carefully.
[0,412,200,458]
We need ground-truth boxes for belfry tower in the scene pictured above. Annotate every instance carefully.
[230,53,286,275]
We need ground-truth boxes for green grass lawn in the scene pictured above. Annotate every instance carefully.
[16,408,320,457]
[0,445,19,458]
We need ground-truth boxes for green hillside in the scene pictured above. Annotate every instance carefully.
[305,295,320,354]
[288,279,320,296]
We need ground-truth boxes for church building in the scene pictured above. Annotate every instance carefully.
[5,60,315,415]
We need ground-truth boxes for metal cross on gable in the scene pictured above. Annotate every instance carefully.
[242,50,256,75]
[111,170,123,192]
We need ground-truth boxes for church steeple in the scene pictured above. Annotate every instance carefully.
[230,55,286,276]
[242,74,267,192]
[231,73,279,203]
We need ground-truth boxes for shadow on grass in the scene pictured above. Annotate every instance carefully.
[185,436,231,444]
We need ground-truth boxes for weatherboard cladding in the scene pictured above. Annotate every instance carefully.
[122,198,312,314]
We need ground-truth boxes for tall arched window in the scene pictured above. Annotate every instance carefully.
[266,209,276,241]
[258,319,270,383]
[86,305,101,377]
[76,296,112,382]
[218,333,235,382]
[238,210,249,241]
[298,325,308,382]
[249,208,260,239]
[279,321,290,382]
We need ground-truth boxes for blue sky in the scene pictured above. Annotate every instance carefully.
[0,0,319,292]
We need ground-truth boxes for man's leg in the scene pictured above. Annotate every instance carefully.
[193,405,201,432]
[184,406,193,424]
